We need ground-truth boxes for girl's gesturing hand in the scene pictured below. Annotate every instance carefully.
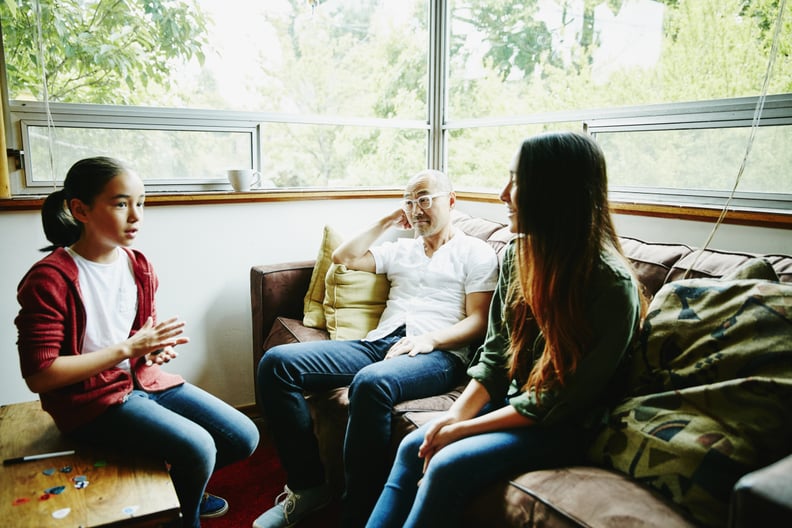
[145,345,179,367]
[127,316,190,363]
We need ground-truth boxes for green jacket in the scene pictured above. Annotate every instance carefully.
[467,240,641,427]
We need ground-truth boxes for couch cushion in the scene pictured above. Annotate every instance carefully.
[452,210,505,242]
[731,453,792,528]
[263,317,329,350]
[303,225,343,329]
[619,236,693,298]
[764,254,792,284]
[720,257,779,281]
[588,277,792,527]
[465,466,696,528]
[323,263,390,340]
[390,386,466,449]
[452,210,515,258]
[667,247,778,284]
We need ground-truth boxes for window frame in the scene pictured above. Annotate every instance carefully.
[2,1,791,217]
[441,93,792,213]
[6,101,429,195]
[587,94,792,213]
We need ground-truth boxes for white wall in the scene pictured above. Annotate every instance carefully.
[1,198,790,408]
[0,198,392,408]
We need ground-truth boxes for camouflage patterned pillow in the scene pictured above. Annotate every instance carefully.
[587,278,792,527]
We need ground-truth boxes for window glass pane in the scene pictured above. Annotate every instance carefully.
[261,123,427,188]
[3,0,429,120]
[447,0,792,119]
[2,0,790,206]
[598,124,792,194]
[446,122,584,191]
[25,125,252,186]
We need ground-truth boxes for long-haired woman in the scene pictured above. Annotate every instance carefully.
[366,131,647,527]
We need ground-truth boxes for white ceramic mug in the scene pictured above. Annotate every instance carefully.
[227,169,262,191]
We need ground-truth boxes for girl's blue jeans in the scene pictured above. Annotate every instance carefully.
[256,326,467,528]
[366,412,585,528]
[69,382,260,528]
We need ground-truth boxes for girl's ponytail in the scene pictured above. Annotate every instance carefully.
[40,189,80,252]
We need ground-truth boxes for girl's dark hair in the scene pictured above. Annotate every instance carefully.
[507,131,646,395]
[40,157,129,252]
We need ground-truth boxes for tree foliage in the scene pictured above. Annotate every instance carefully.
[1,0,209,104]
[2,0,789,192]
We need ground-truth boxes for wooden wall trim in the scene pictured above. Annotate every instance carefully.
[2,190,790,229]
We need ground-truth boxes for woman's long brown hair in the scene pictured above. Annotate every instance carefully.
[507,132,645,398]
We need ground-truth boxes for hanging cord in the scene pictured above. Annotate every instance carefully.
[33,0,58,188]
[683,0,786,278]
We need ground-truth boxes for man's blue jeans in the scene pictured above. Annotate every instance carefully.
[69,383,260,528]
[366,411,585,528]
[256,326,467,527]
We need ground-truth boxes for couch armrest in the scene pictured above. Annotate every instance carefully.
[729,454,792,528]
[250,260,315,373]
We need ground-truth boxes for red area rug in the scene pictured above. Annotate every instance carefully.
[202,433,340,528]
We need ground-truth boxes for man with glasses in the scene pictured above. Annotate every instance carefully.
[254,169,498,528]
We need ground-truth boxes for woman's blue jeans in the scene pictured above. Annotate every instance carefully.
[256,326,467,528]
[69,383,259,528]
[366,414,585,528]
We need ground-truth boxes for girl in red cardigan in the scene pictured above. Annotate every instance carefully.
[15,157,259,528]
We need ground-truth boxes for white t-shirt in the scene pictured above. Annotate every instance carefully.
[366,227,498,361]
[67,247,137,370]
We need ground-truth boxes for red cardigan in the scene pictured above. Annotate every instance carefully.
[15,247,184,432]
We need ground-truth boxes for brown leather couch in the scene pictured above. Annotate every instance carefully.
[250,211,792,527]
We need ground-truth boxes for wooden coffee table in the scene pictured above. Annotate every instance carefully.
[0,401,181,528]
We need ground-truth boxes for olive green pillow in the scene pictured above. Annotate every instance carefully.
[323,263,390,340]
[721,257,779,282]
[303,225,343,329]
[588,278,792,527]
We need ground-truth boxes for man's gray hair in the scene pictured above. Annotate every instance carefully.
[409,169,454,193]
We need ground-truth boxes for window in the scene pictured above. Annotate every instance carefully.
[19,108,258,192]
[3,0,430,192]
[591,97,792,211]
[2,0,791,212]
[443,0,792,210]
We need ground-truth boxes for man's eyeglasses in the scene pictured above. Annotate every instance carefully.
[401,192,449,212]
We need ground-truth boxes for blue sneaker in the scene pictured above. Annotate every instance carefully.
[252,484,331,528]
[200,493,229,518]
